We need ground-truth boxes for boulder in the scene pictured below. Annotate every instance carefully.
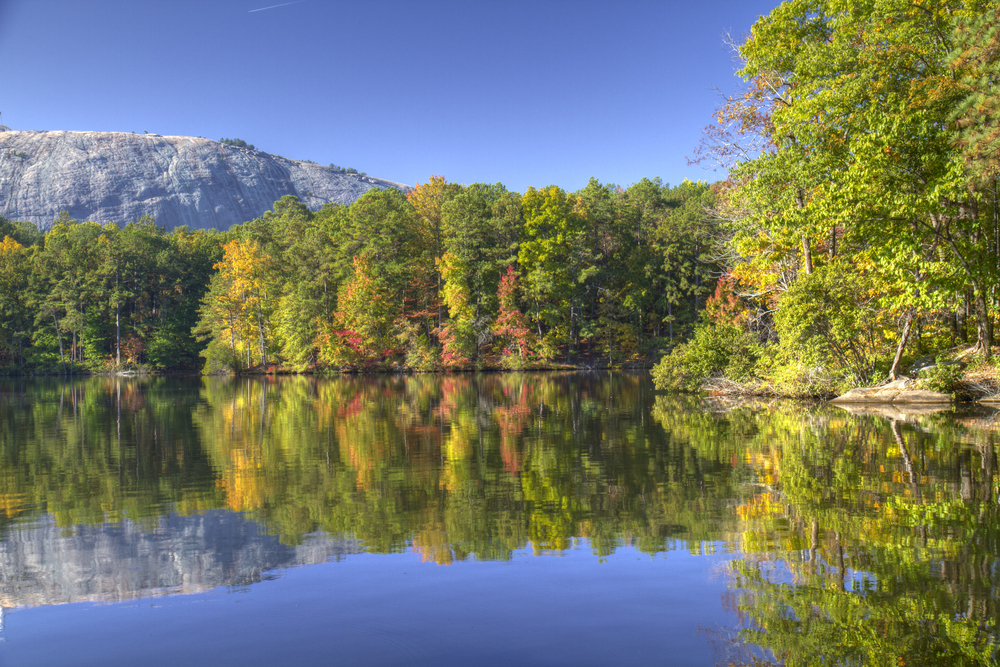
[906,355,937,375]
[830,377,953,404]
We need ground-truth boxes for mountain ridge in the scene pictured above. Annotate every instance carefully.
[0,129,408,231]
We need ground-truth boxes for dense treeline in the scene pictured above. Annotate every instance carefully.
[0,215,221,373]
[654,0,1000,396]
[0,177,718,374]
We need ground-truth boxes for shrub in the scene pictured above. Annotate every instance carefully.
[917,359,964,394]
[219,137,255,149]
[652,321,762,391]
[773,261,886,386]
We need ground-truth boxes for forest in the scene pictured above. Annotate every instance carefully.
[3,0,999,391]
[0,178,717,375]
[653,0,1000,397]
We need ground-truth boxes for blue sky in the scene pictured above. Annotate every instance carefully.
[1,0,782,193]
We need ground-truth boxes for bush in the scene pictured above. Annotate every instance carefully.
[917,358,964,393]
[652,322,762,391]
[773,261,886,386]
[219,138,255,150]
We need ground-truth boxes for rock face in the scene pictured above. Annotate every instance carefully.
[0,129,408,231]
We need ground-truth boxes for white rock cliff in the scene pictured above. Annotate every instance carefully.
[0,129,407,230]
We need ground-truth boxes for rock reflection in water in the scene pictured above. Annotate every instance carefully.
[0,510,360,608]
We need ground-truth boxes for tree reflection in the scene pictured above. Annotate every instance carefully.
[651,398,999,666]
[0,376,997,663]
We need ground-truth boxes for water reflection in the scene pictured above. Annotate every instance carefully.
[0,375,998,665]
[0,511,360,607]
[660,397,1000,666]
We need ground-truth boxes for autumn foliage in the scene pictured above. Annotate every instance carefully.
[1,177,720,374]
[493,267,536,367]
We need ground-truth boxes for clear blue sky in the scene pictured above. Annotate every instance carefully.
[0,0,781,193]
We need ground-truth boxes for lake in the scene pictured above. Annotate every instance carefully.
[0,373,996,666]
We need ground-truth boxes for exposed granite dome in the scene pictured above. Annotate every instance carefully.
[0,130,407,231]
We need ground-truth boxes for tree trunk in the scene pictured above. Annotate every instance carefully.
[637,305,642,351]
[960,293,970,343]
[694,260,701,313]
[53,314,66,375]
[889,311,915,380]
[668,301,674,342]
[794,188,812,275]
[975,290,992,359]
[228,313,238,370]
[257,298,267,367]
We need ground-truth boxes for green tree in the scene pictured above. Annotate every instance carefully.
[242,196,337,370]
[519,186,594,351]
[31,219,106,371]
[713,0,999,375]
[440,182,523,354]
[949,2,1000,185]
[144,226,220,368]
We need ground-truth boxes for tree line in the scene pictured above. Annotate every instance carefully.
[0,177,718,374]
[653,0,1000,396]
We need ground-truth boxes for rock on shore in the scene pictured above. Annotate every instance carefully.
[0,128,408,231]
[830,378,953,404]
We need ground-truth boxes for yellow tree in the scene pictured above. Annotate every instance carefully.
[435,252,476,367]
[0,236,32,369]
[194,239,277,371]
[406,176,462,329]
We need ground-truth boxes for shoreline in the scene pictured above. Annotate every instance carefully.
[0,359,657,379]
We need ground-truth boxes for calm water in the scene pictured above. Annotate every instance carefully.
[0,373,996,666]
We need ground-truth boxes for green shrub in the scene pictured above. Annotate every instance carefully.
[652,322,762,391]
[773,261,886,387]
[917,359,964,393]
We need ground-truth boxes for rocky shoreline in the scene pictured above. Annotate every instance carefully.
[830,377,955,405]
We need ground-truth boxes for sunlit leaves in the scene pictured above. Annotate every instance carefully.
[194,238,277,371]
[316,256,400,369]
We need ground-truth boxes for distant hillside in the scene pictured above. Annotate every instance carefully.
[0,128,408,231]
